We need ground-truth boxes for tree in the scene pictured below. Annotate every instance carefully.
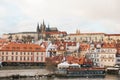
[45,58,57,72]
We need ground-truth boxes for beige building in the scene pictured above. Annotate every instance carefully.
[104,34,120,43]
[0,42,46,65]
[66,33,105,42]
[65,30,120,43]
[97,43,117,67]
[2,32,38,41]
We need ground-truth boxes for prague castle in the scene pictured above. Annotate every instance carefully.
[2,21,67,42]
[2,21,120,43]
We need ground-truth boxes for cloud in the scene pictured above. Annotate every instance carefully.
[0,0,120,35]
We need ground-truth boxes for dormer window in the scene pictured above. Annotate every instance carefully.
[2,52,4,55]
[12,47,15,50]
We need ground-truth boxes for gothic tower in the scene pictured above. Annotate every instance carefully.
[40,20,46,33]
[36,23,40,40]
[36,23,40,33]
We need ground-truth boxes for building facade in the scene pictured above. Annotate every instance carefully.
[65,29,120,43]
[0,42,46,66]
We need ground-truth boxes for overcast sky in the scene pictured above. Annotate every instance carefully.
[0,0,120,35]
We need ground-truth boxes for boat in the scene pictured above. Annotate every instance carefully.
[55,62,106,78]
[107,65,120,75]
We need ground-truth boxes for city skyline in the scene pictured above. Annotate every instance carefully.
[0,0,120,36]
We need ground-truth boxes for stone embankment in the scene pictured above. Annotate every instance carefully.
[0,69,50,78]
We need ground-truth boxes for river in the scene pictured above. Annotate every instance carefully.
[0,74,120,80]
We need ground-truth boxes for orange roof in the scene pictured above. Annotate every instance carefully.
[0,39,8,47]
[116,43,120,48]
[44,31,67,35]
[65,56,86,64]
[0,42,46,52]
[54,41,77,51]
[0,39,8,43]
[69,33,105,36]
[102,43,116,48]
[105,34,120,36]
[80,43,90,51]
[47,55,85,65]
[55,41,76,46]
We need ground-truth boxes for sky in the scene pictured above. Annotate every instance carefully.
[0,0,120,36]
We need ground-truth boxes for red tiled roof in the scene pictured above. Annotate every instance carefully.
[0,39,8,47]
[105,34,120,36]
[0,39,8,43]
[80,43,90,51]
[55,41,76,46]
[69,33,105,36]
[44,31,67,35]
[102,43,116,48]
[0,42,46,52]
[47,55,85,64]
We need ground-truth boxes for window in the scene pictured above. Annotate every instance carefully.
[37,52,39,55]
[16,56,17,61]
[41,57,43,61]
[6,52,8,55]
[117,59,120,62]
[112,60,114,62]
[101,59,103,62]
[27,57,29,61]
[97,59,99,61]
[2,56,4,61]
[11,56,14,61]
[16,52,18,55]
[80,37,82,40]
[36,57,39,61]
[12,52,14,55]
[68,37,70,40]
[2,52,4,55]
[41,53,43,56]
[24,57,26,61]
[20,52,22,55]
[95,37,97,41]
[28,52,29,55]
[20,56,22,61]
[97,54,99,57]
[6,56,8,61]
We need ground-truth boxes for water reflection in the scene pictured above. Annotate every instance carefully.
[0,75,120,80]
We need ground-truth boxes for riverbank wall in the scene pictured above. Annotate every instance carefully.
[0,69,50,78]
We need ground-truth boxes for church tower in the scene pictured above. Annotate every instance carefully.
[40,20,46,33]
[36,23,40,40]
[36,23,40,33]
[76,29,80,34]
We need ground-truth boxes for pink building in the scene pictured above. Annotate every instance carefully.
[0,42,46,66]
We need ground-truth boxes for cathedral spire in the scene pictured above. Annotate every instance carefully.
[36,23,40,33]
[43,20,45,25]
